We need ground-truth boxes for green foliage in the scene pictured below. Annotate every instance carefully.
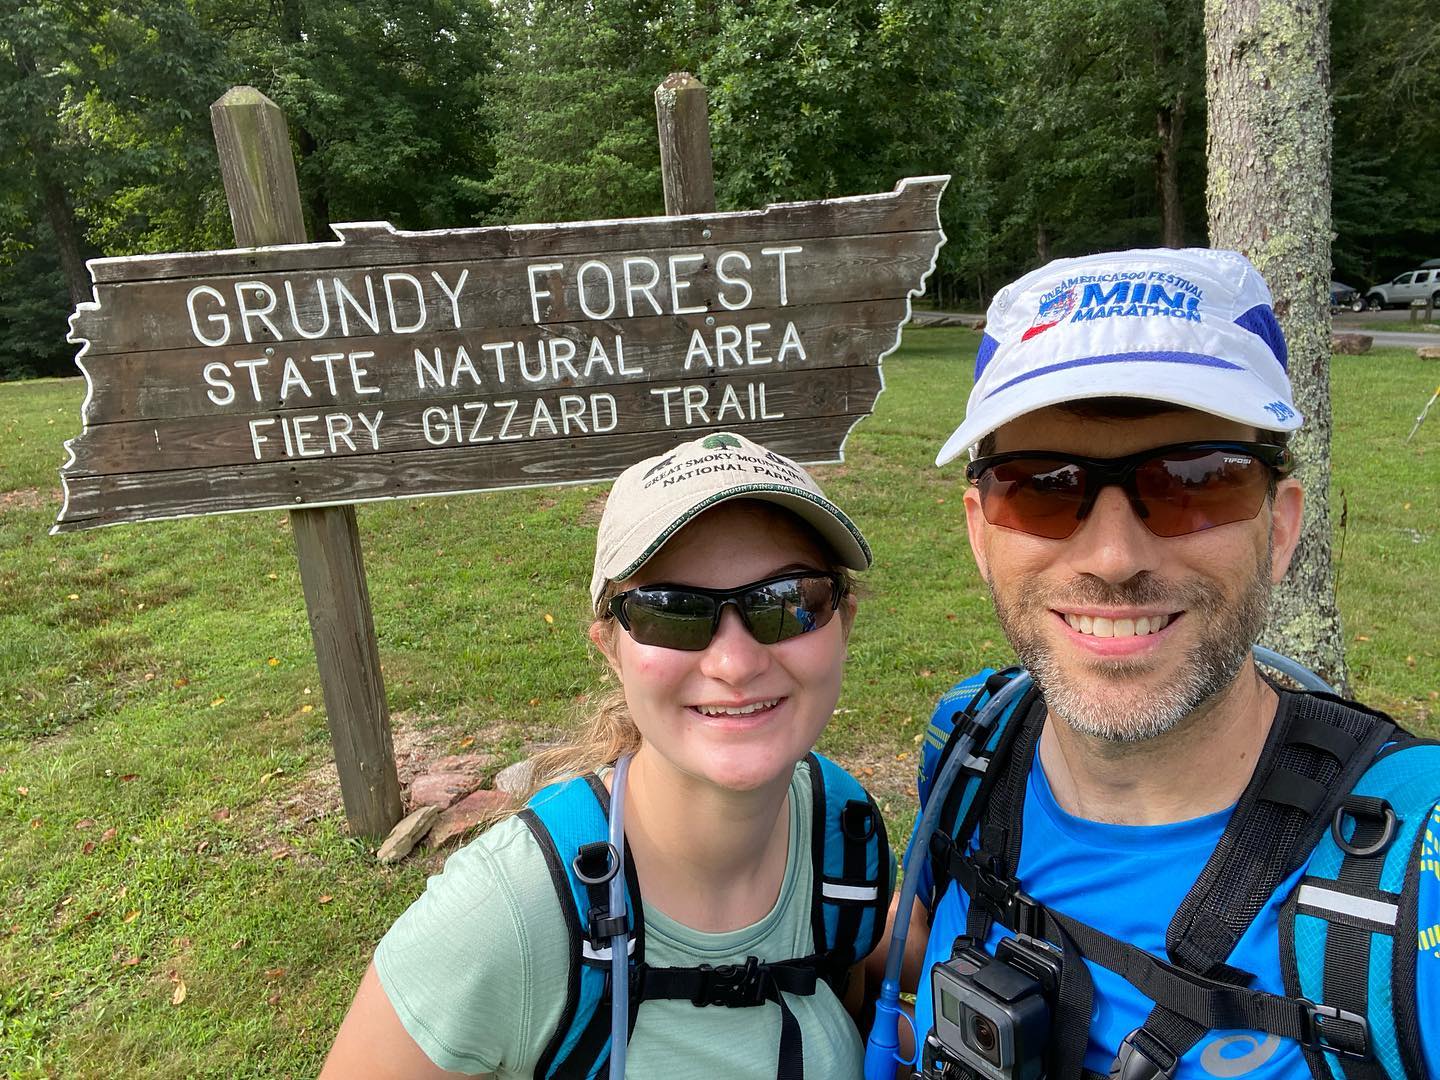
[482,0,671,223]
[222,0,499,232]
[1331,0,1440,286]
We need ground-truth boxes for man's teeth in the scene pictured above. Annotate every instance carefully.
[695,699,780,717]
[1063,613,1170,638]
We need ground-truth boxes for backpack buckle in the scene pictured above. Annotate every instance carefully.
[1302,1002,1371,1060]
[970,862,1043,938]
[1110,1028,1179,1080]
[691,955,769,1008]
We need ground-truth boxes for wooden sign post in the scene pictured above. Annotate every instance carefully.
[59,78,948,839]
[210,87,401,837]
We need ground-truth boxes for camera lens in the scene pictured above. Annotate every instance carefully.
[969,1013,1001,1064]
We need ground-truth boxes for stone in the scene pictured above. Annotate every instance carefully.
[1331,333,1373,355]
[377,805,440,864]
[1418,346,1440,360]
[428,788,511,848]
[494,757,538,798]
[407,771,480,810]
[430,751,499,774]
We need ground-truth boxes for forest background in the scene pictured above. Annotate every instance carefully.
[4,0,1440,382]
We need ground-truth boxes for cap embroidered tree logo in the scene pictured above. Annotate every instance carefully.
[702,434,743,450]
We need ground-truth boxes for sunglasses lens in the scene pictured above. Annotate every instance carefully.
[1134,449,1271,536]
[740,575,839,644]
[615,574,840,651]
[618,589,717,651]
[977,459,1087,539]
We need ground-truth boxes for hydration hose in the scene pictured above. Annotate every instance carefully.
[608,753,633,1080]
[862,672,1034,1080]
[1252,645,1335,693]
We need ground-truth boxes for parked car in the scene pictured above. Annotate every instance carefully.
[1354,267,1440,311]
[1330,280,1358,311]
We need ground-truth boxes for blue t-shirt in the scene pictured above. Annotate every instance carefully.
[913,761,1440,1080]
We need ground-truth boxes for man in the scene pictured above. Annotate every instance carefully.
[885,249,1438,1080]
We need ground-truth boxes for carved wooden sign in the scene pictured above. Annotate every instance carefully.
[57,175,947,532]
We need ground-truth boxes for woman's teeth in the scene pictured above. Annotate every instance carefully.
[1063,613,1170,638]
[694,699,780,717]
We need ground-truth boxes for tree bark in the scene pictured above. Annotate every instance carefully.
[1205,0,1347,688]
[1156,95,1186,247]
[36,162,91,308]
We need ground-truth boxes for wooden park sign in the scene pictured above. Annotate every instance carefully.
[55,79,947,838]
[59,177,946,531]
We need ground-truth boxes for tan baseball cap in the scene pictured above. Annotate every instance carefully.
[589,431,872,607]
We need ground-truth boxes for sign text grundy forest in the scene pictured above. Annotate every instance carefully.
[57,176,948,532]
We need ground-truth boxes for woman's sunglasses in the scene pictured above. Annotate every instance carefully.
[965,441,1294,540]
[607,572,845,651]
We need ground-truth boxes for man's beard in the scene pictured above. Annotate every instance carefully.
[990,541,1273,743]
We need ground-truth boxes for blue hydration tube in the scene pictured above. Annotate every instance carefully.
[863,672,1034,1080]
[860,646,1330,1080]
[608,753,633,1080]
[1252,644,1335,693]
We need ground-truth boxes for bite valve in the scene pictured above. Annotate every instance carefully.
[863,979,906,1080]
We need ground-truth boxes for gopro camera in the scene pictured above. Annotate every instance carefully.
[921,935,1062,1080]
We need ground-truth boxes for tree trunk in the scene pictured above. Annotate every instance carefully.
[1156,95,1186,247]
[1036,220,1051,264]
[36,162,91,308]
[1205,0,1347,689]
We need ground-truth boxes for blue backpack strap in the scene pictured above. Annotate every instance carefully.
[805,752,894,986]
[1281,736,1440,1080]
[914,666,1032,913]
[519,772,643,1080]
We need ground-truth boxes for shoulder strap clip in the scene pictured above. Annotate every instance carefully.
[1302,1001,1371,1061]
[952,853,1043,938]
[1110,1028,1180,1080]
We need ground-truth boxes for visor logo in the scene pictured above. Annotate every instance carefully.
[1022,285,1078,342]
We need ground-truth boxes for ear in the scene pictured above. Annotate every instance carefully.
[1268,478,1305,582]
[962,484,992,583]
[589,618,623,675]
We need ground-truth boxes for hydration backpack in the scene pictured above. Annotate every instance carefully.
[916,667,1439,1080]
[519,752,893,1079]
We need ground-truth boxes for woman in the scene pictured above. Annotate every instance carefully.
[322,431,892,1079]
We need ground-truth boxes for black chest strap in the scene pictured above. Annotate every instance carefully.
[634,955,824,1080]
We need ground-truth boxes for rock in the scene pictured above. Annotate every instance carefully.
[430,751,499,774]
[494,757,538,798]
[377,805,440,864]
[1418,346,1440,360]
[1331,333,1373,355]
[428,788,511,848]
[407,771,480,810]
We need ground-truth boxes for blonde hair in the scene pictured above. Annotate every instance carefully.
[496,503,858,816]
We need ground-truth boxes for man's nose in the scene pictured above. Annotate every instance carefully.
[1063,484,1164,583]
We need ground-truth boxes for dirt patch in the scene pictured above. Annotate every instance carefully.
[0,488,56,513]
[577,493,608,526]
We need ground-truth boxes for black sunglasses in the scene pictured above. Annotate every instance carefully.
[607,571,846,651]
[965,441,1294,540]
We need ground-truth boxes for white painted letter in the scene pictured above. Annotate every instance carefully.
[186,285,231,346]
[526,263,563,323]
[203,362,235,406]
[715,251,753,311]
[760,245,803,306]
[668,253,707,315]
[382,273,426,333]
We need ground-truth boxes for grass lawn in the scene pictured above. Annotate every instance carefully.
[2,327,1436,1076]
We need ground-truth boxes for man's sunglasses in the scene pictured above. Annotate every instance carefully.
[965,441,1294,540]
[607,571,845,651]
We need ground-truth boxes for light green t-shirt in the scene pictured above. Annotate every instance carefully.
[375,762,865,1078]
